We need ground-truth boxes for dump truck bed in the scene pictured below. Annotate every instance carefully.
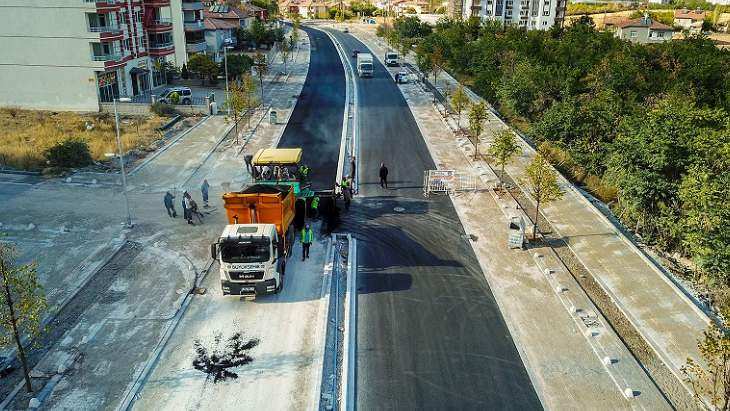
[222,184,296,237]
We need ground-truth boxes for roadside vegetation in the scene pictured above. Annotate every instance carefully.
[381,16,730,317]
[567,0,730,15]
[0,108,166,171]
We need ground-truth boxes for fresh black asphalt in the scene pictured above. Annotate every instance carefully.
[325,29,543,410]
[277,26,346,191]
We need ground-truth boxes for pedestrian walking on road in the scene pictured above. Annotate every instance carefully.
[351,156,356,179]
[182,191,194,225]
[244,153,254,174]
[201,179,210,208]
[164,192,177,218]
[189,198,204,224]
[379,162,389,189]
[301,223,314,261]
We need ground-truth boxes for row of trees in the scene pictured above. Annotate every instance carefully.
[383,16,729,304]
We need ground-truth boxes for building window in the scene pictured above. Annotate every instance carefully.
[630,30,637,38]
[543,10,549,15]
[542,21,548,25]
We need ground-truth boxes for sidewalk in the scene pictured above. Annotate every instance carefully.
[348,24,676,408]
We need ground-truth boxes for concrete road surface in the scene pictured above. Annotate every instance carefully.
[327,29,543,409]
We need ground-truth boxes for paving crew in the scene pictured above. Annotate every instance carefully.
[201,179,210,208]
[379,162,389,189]
[311,195,320,219]
[301,223,314,261]
[244,153,254,174]
[163,192,177,218]
[299,164,310,182]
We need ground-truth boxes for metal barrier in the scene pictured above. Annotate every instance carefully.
[423,170,476,197]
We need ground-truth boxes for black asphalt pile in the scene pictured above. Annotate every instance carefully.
[192,332,260,383]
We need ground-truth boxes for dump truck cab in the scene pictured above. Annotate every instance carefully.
[251,148,313,198]
[212,184,296,297]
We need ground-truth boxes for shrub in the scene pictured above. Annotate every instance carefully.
[44,139,92,168]
[151,102,176,116]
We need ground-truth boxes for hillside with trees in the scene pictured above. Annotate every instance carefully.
[385,16,730,315]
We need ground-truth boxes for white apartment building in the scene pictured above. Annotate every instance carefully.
[460,0,565,29]
[0,0,204,112]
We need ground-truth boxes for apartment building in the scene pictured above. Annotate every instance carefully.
[458,0,565,29]
[0,0,204,112]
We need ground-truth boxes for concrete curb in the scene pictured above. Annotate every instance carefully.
[342,237,357,411]
[180,120,236,188]
[312,237,335,410]
[129,115,211,176]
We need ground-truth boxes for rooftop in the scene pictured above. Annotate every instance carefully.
[616,16,673,30]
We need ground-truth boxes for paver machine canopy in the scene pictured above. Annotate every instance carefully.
[251,148,313,198]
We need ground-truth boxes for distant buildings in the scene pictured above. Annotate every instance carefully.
[203,4,256,62]
[614,14,673,44]
[674,9,707,33]
[458,0,566,29]
[0,0,208,112]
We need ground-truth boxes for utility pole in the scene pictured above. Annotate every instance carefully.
[113,97,133,228]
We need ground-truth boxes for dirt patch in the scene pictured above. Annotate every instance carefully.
[0,108,168,170]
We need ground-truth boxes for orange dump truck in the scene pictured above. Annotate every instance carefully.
[210,184,296,297]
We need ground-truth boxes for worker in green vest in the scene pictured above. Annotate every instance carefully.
[299,164,310,182]
[301,223,314,261]
[311,195,320,219]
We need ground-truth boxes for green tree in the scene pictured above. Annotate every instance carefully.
[450,84,469,129]
[250,19,268,46]
[468,101,488,159]
[0,242,48,393]
[524,154,564,238]
[253,52,269,104]
[488,129,521,186]
[680,166,730,283]
[430,46,444,87]
[187,54,218,85]
[225,82,247,143]
[223,54,254,80]
[682,323,730,410]
[279,38,291,74]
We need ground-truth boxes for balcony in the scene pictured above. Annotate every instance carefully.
[147,18,173,31]
[89,24,122,33]
[84,0,122,11]
[181,1,204,11]
[186,40,207,53]
[144,0,171,5]
[149,42,175,56]
[184,20,204,31]
[91,53,123,61]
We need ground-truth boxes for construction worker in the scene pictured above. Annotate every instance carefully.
[299,164,310,182]
[301,223,314,260]
[311,195,320,219]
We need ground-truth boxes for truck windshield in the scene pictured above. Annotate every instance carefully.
[361,63,373,71]
[387,53,397,59]
[221,240,270,263]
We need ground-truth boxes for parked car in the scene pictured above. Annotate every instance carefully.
[343,27,349,33]
[351,49,360,58]
[158,87,193,105]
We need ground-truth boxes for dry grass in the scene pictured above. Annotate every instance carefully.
[0,108,166,170]
[539,141,618,203]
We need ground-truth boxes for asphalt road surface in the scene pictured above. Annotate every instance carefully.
[327,29,543,409]
[278,26,346,191]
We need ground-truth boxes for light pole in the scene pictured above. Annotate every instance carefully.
[223,38,234,115]
[113,97,133,228]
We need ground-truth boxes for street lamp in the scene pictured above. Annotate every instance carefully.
[223,38,234,115]
[112,96,133,228]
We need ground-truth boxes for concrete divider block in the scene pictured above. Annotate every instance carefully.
[623,388,635,398]
[603,356,613,366]
[544,268,553,276]
[585,329,599,338]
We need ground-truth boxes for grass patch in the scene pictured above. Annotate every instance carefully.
[0,108,167,170]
